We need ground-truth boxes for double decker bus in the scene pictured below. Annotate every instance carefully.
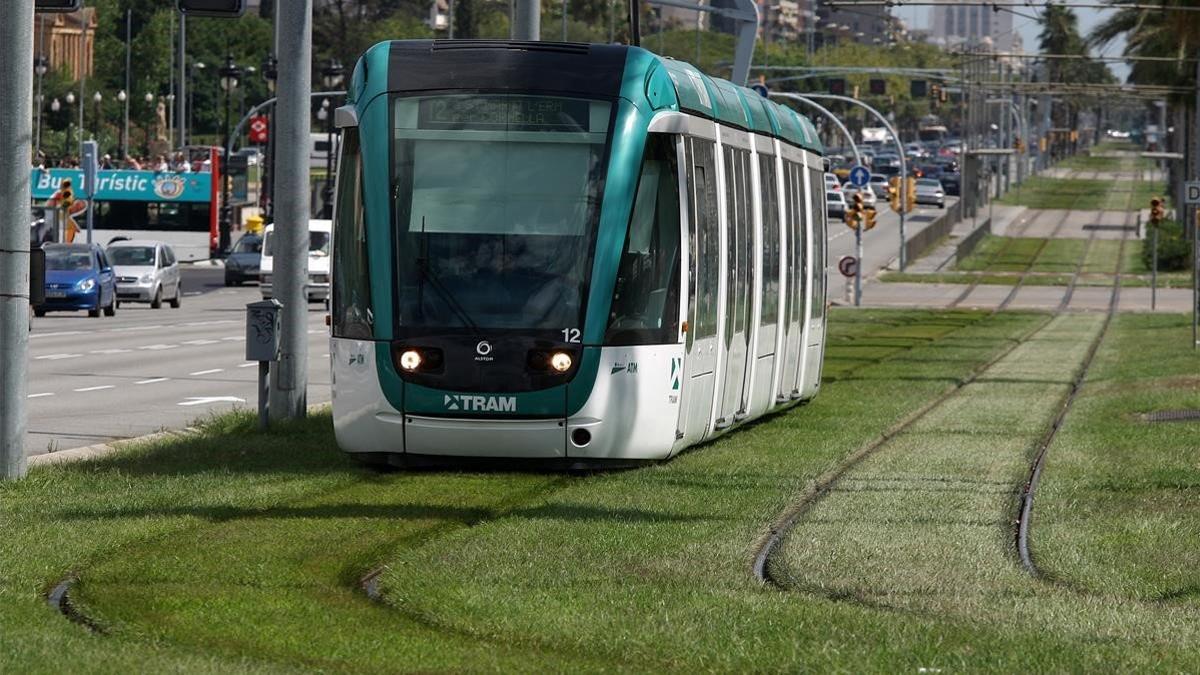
[30,148,222,261]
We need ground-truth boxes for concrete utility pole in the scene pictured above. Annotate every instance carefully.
[1,0,34,480]
[269,0,312,421]
[514,0,540,41]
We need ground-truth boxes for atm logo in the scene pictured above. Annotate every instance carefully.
[443,394,516,413]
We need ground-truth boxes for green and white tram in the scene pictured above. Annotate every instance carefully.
[329,40,828,466]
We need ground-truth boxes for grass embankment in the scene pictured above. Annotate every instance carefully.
[771,313,1200,670]
[5,309,1059,671]
[1036,314,1200,598]
[1058,151,1154,173]
[882,234,1191,288]
[996,177,1164,210]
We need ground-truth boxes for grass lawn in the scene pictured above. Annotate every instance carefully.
[4,309,1198,671]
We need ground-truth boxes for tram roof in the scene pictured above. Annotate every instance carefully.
[348,40,823,154]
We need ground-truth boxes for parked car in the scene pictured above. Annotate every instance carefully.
[107,240,182,309]
[260,219,332,302]
[827,190,847,219]
[842,183,878,208]
[824,172,841,191]
[224,233,263,286]
[34,243,117,318]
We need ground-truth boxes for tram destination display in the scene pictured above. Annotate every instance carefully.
[418,95,591,132]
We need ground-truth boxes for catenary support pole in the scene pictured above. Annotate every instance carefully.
[776,92,909,269]
[269,0,312,421]
[514,0,540,41]
[1,0,34,480]
[1194,50,1199,348]
[771,94,863,306]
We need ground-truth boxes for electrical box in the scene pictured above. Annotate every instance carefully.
[246,299,282,362]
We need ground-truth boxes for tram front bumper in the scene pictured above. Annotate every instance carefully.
[400,415,566,459]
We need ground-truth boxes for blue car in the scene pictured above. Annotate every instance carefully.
[34,243,117,318]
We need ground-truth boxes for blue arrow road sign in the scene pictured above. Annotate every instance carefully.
[848,165,870,188]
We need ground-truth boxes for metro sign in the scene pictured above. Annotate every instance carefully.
[248,116,269,144]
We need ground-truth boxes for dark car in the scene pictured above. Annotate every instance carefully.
[940,172,962,197]
[34,243,117,318]
[224,233,263,286]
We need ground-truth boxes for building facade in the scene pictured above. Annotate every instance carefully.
[930,4,1015,51]
[33,9,97,81]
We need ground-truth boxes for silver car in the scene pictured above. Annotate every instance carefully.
[108,240,183,309]
[915,178,946,208]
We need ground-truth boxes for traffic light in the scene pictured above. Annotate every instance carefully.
[910,80,927,98]
[869,79,886,96]
[889,177,901,211]
[864,207,877,230]
[905,176,918,212]
[176,0,246,17]
[829,78,846,96]
[35,0,82,10]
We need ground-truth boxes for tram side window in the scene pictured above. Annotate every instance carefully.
[759,155,779,328]
[332,126,372,339]
[689,139,719,342]
[808,166,826,320]
[606,135,681,345]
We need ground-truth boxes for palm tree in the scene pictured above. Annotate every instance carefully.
[1089,0,1200,91]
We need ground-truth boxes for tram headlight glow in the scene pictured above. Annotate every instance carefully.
[550,351,573,373]
[399,349,423,371]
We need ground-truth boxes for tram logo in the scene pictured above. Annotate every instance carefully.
[474,340,494,362]
[443,394,516,413]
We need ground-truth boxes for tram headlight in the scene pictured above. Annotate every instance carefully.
[399,349,422,371]
[550,351,573,373]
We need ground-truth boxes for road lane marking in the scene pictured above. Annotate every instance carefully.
[29,331,83,339]
[111,325,163,332]
[237,362,259,368]
[221,336,246,342]
[139,344,178,350]
[184,320,235,327]
[182,339,221,346]
[27,393,55,399]
[35,353,82,360]
[136,377,169,385]
[74,385,115,392]
[190,368,225,376]
[178,396,246,407]
[89,348,132,355]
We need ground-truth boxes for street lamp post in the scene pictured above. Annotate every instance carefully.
[34,55,48,160]
[118,90,128,159]
[188,61,205,144]
[144,92,155,156]
[92,91,102,143]
[51,97,63,160]
[320,59,344,219]
[218,55,241,256]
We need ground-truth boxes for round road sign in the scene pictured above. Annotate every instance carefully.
[838,255,859,278]
[848,165,870,188]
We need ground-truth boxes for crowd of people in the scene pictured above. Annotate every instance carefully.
[32,151,212,173]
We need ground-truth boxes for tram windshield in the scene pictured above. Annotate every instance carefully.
[391,93,612,333]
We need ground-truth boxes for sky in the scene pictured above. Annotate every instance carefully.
[893,5,1131,81]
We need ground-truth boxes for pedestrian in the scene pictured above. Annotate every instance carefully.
[153,154,169,172]
[100,153,115,169]
[124,155,142,171]
[172,152,192,173]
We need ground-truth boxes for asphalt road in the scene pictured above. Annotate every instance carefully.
[825,196,960,289]
[24,266,330,457]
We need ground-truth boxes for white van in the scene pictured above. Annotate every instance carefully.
[259,219,332,302]
[310,132,339,170]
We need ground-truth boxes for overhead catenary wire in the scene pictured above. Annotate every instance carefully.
[827,1,1200,11]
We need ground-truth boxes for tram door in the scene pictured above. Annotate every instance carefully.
[777,160,806,401]
[676,136,720,444]
[718,146,755,426]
